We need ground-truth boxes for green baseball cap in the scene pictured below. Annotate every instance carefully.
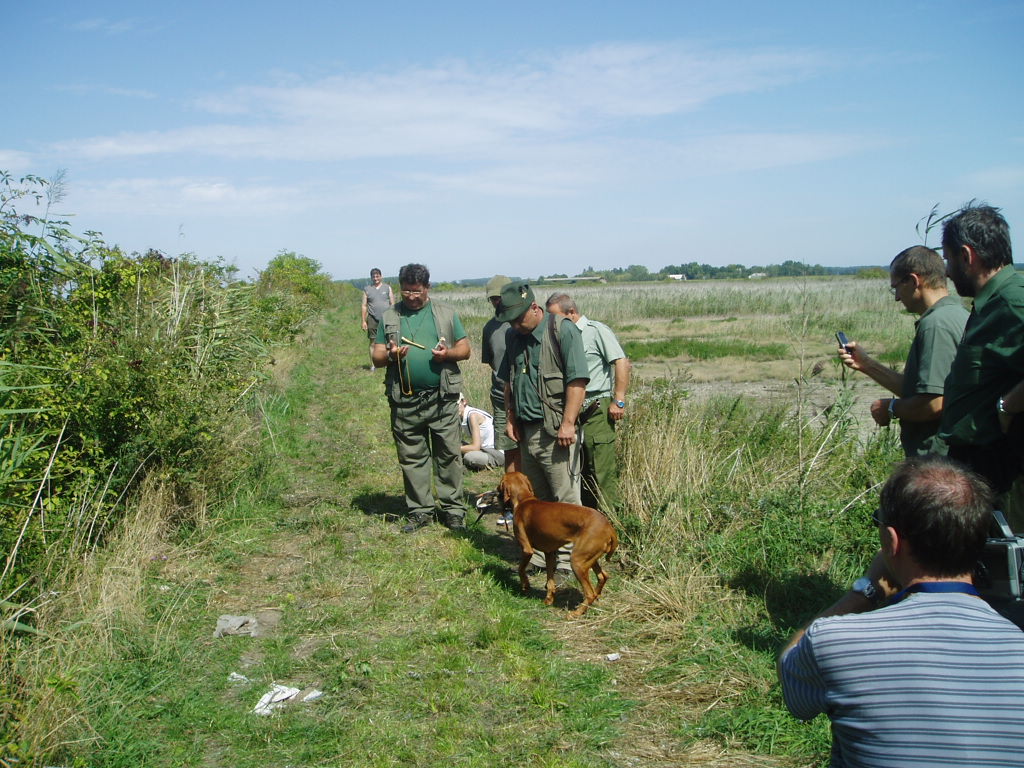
[495,281,535,322]
[485,274,511,298]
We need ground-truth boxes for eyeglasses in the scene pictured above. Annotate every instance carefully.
[401,289,425,298]
[888,276,911,296]
[871,508,886,527]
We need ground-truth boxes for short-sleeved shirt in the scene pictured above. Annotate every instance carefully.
[481,318,512,401]
[363,282,392,321]
[779,592,1024,768]
[940,265,1024,448]
[498,313,589,423]
[375,301,467,392]
[899,295,969,456]
[575,315,626,398]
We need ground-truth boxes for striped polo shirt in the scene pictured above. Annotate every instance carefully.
[780,592,1024,767]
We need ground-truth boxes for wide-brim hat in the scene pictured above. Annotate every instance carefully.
[485,274,511,298]
[495,281,535,322]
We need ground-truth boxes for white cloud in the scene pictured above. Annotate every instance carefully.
[53,41,830,167]
[0,150,33,173]
[67,177,312,217]
[69,17,139,35]
[56,84,157,100]
[963,166,1024,190]
[668,132,882,175]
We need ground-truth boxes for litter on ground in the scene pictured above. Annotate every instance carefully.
[252,684,324,716]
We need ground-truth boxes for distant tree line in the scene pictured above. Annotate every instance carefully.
[559,260,875,282]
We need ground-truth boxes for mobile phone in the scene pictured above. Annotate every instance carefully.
[836,331,851,350]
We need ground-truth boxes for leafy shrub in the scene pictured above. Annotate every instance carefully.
[0,173,333,597]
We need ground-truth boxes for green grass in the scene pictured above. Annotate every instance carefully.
[8,278,918,767]
[624,337,791,361]
[14,306,632,768]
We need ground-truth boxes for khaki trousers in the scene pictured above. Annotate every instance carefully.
[390,389,465,521]
[519,421,581,504]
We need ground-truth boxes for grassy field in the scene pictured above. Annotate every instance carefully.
[6,275,920,767]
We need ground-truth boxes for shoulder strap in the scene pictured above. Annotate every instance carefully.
[546,313,566,367]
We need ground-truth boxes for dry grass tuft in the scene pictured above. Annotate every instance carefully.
[2,477,200,763]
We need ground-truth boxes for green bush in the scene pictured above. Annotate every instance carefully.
[0,173,333,597]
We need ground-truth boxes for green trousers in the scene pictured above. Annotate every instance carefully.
[580,398,619,511]
[390,389,465,521]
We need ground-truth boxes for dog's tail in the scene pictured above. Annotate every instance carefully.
[605,527,618,557]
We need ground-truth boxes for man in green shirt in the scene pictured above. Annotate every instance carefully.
[371,263,472,531]
[545,292,631,510]
[937,203,1024,529]
[839,246,968,456]
[495,281,589,505]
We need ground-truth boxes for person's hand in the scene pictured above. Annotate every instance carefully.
[838,340,866,371]
[608,401,625,421]
[387,342,409,360]
[431,340,448,362]
[361,320,368,331]
[997,390,1021,434]
[556,422,577,447]
[506,415,521,443]
[870,398,891,427]
[864,551,901,600]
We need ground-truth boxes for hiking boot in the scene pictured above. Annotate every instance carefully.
[401,515,432,533]
[444,514,466,531]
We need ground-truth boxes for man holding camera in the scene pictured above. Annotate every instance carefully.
[778,455,1024,767]
[371,263,471,531]
[838,246,968,456]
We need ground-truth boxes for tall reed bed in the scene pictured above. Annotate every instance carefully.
[595,374,900,759]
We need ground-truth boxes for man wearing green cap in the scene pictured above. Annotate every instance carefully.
[495,281,589,505]
[482,276,520,480]
[371,263,472,532]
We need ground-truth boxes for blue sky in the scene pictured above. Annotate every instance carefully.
[4,1,1022,282]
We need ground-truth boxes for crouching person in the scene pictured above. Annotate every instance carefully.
[459,394,503,470]
[777,455,1024,767]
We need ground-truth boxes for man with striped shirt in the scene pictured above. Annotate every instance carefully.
[778,456,1024,767]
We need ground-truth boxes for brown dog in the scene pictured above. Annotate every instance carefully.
[497,471,618,618]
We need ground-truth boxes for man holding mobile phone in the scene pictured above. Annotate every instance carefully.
[838,246,968,456]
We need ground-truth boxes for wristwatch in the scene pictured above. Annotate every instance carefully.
[614,400,626,408]
[888,398,899,420]
[852,576,881,605]
[997,397,1009,414]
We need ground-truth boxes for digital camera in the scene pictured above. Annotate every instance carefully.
[975,510,1024,603]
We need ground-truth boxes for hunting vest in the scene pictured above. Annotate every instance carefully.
[536,314,571,438]
[381,301,462,403]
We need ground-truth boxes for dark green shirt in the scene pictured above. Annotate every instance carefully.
[899,295,969,456]
[939,265,1024,448]
[481,317,511,401]
[498,313,589,422]
[375,301,467,391]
